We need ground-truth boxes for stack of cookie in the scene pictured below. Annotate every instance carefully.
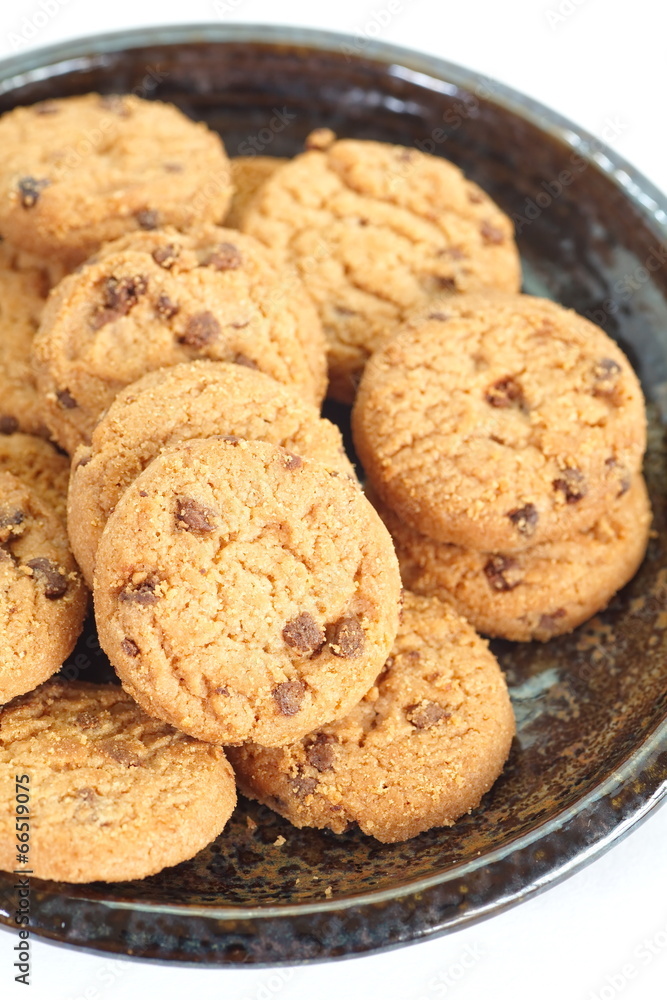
[0,90,647,881]
[352,293,651,641]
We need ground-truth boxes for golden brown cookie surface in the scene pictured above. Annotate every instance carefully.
[374,478,651,641]
[69,360,356,587]
[230,592,515,842]
[32,226,327,453]
[0,432,69,527]
[0,679,236,882]
[0,473,87,705]
[94,438,401,747]
[243,134,521,400]
[352,294,646,551]
[226,156,288,228]
[0,94,232,267]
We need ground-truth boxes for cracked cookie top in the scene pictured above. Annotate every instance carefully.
[0,93,233,267]
[0,473,87,705]
[68,360,356,588]
[31,225,328,453]
[229,592,515,842]
[352,293,646,551]
[242,132,521,401]
[0,679,235,882]
[93,437,401,747]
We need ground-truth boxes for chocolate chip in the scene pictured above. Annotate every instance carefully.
[215,686,230,696]
[481,221,505,244]
[121,638,140,657]
[222,435,241,445]
[175,497,217,533]
[283,452,303,471]
[99,740,141,766]
[485,375,525,409]
[594,357,622,381]
[119,577,160,605]
[56,388,77,409]
[537,608,567,633]
[593,357,623,401]
[26,557,68,598]
[282,613,325,655]
[272,681,306,715]
[155,294,179,319]
[483,555,521,592]
[326,617,365,658]
[92,274,148,328]
[136,209,159,230]
[507,503,538,537]
[468,190,483,204]
[76,711,98,729]
[18,176,50,208]
[406,701,447,730]
[606,456,631,496]
[0,508,24,530]
[0,416,19,434]
[437,247,465,260]
[305,733,337,771]
[152,244,180,268]
[291,772,318,797]
[206,242,242,270]
[553,468,586,504]
[180,311,221,349]
[428,312,451,321]
[105,274,148,312]
[232,352,258,369]
[435,276,458,292]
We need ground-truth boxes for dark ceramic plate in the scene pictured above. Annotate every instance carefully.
[0,23,666,967]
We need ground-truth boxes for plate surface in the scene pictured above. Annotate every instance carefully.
[1,23,666,966]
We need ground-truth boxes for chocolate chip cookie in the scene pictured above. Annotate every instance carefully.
[352,293,646,551]
[0,473,87,705]
[0,93,233,268]
[229,591,515,842]
[373,477,651,641]
[94,437,401,747]
[0,679,236,882]
[0,247,51,439]
[69,360,356,587]
[242,131,521,401]
[32,225,328,453]
[226,156,288,228]
[0,432,70,527]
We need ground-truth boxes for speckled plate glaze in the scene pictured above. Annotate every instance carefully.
[0,24,666,966]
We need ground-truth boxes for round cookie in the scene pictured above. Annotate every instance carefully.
[94,437,401,747]
[373,477,651,642]
[0,679,236,882]
[69,361,356,588]
[0,249,51,438]
[242,131,521,401]
[229,592,515,843]
[0,473,88,705]
[352,293,647,551]
[0,93,233,268]
[226,156,288,229]
[32,225,327,453]
[0,432,70,526]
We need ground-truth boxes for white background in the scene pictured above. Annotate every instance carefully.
[1,1,666,998]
